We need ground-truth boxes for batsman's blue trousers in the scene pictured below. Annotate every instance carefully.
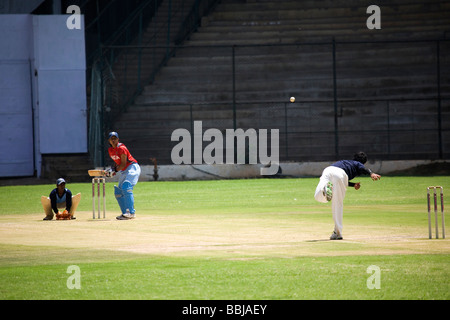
[114,163,140,214]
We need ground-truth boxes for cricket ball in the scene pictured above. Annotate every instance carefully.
[290,96,295,103]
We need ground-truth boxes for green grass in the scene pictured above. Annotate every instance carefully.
[0,176,449,300]
[1,254,448,300]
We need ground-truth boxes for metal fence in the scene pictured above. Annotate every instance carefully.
[89,38,449,165]
[88,0,221,166]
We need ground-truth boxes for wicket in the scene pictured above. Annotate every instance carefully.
[427,186,445,239]
[92,177,106,219]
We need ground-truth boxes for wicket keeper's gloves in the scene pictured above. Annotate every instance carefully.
[56,210,71,220]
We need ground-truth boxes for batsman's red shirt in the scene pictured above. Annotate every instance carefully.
[108,143,138,171]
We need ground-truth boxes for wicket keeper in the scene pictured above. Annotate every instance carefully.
[106,132,141,220]
[41,178,81,220]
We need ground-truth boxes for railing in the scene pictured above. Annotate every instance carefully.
[83,0,163,69]
[112,96,448,164]
[93,38,449,164]
[89,0,218,166]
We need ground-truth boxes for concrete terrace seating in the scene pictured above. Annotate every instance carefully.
[112,0,450,164]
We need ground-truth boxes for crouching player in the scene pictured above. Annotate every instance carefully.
[42,178,81,220]
[106,132,141,220]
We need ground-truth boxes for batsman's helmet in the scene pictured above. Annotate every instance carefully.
[108,132,119,139]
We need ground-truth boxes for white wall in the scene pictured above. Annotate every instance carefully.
[0,14,87,177]
[0,15,34,177]
[32,15,87,155]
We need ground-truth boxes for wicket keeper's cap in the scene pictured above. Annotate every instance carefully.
[108,131,119,139]
[56,178,66,185]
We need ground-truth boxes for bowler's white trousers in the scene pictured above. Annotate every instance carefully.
[314,166,349,236]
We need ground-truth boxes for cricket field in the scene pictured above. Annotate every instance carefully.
[0,176,448,300]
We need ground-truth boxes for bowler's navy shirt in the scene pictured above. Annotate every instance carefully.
[331,160,371,181]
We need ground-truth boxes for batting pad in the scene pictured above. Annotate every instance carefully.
[114,185,126,214]
[121,181,135,214]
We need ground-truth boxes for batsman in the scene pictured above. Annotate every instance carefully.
[105,132,141,220]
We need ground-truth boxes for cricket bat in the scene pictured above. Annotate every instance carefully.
[88,169,105,177]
